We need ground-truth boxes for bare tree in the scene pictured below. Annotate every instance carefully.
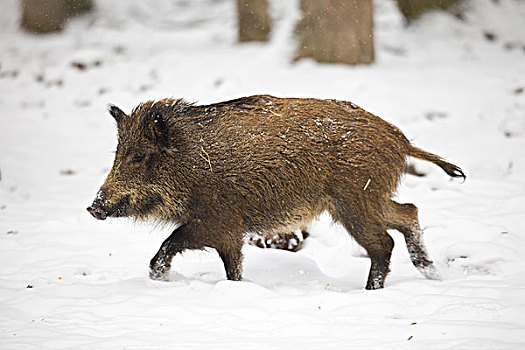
[236,0,271,42]
[294,0,374,65]
[396,0,459,22]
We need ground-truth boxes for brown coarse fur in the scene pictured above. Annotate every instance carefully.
[87,95,465,289]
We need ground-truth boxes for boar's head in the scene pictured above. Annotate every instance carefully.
[87,102,177,222]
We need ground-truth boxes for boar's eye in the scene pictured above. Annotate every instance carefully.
[131,153,146,164]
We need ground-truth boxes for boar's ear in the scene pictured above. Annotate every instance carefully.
[108,104,126,124]
[142,112,171,149]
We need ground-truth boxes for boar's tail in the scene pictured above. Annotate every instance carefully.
[408,145,466,180]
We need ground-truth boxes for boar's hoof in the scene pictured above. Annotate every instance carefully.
[416,264,441,280]
[149,264,171,281]
[365,274,385,290]
[365,280,384,290]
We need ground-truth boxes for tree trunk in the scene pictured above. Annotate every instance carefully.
[236,0,271,42]
[21,0,93,34]
[294,0,374,65]
[65,0,93,16]
[21,0,66,33]
[396,0,459,22]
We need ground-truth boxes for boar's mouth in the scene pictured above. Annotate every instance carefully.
[107,195,131,218]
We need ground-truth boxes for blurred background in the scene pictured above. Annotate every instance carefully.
[2,0,523,208]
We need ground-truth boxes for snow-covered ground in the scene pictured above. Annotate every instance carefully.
[1,0,525,348]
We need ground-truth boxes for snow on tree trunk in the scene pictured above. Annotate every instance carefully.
[294,0,374,65]
[236,0,271,42]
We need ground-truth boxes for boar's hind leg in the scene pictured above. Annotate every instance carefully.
[357,223,394,290]
[248,229,309,252]
[386,200,440,280]
[334,207,394,290]
[149,224,206,281]
[216,243,243,281]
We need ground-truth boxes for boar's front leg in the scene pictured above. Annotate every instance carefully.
[149,224,200,281]
[149,223,244,281]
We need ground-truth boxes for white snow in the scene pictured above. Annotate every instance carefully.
[1,0,525,348]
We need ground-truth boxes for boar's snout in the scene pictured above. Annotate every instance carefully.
[87,204,107,220]
[87,190,109,220]
[87,189,131,220]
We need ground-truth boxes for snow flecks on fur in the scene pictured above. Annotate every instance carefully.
[245,229,308,252]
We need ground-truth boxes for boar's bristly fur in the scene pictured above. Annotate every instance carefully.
[87,95,465,289]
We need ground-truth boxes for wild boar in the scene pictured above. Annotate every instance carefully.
[87,95,465,289]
